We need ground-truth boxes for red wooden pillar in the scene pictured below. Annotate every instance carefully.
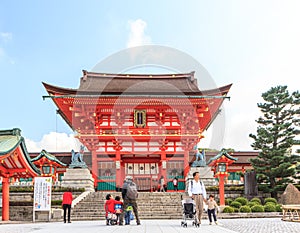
[183,150,189,178]
[115,148,121,189]
[91,150,98,188]
[160,148,167,181]
[2,177,10,221]
[219,175,225,206]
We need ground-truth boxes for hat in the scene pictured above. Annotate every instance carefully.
[125,175,133,180]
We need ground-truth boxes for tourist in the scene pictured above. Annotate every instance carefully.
[187,172,207,225]
[124,205,133,225]
[114,196,123,224]
[207,194,219,225]
[104,193,115,225]
[119,176,141,225]
[62,188,73,223]
[159,176,165,192]
[172,177,178,191]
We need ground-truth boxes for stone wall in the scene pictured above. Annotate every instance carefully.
[0,192,81,221]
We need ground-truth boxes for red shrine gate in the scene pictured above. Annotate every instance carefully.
[43,71,231,191]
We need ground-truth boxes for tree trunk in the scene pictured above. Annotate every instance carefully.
[270,177,277,199]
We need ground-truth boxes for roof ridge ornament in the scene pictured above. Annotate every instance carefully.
[82,70,88,81]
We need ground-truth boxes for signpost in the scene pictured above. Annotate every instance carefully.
[33,177,52,222]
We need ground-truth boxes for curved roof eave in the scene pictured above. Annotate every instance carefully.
[19,137,41,175]
[43,82,233,97]
[207,149,238,166]
[0,136,22,156]
[31,149,67,167]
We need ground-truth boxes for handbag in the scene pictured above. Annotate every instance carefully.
[130,212,134,220]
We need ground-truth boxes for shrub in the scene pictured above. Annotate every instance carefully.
[247,201,259,208]
[264,201,276,206]
[234,197,248,206]
[264,197,277,205]
[251,205,264,212]
[275,204,282,212]
[264,204,276,212]
[230,201,242,209]
[52,200,62,205]
[206,186,219,191]
[222,206,234,213]
[239,205,251,213]
[227,186,244,191]
[225,198,233,205]
[9,201,33,206]
[250,197,261,204]
[8,187,34,192]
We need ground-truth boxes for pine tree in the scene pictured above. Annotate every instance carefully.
[249,86,300,199]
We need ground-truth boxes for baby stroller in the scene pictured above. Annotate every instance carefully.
[180,197,200,228]
[106,212,118,225]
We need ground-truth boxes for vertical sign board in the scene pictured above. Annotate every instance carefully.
[33,177,52,222]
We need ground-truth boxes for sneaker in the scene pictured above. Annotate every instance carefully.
[215,221,218,225]
[137,222,141,225]
[209,222,212,225]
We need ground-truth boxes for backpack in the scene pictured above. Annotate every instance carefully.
[190,180,203,190]
[114,203,122,214]
[126,182,138,200]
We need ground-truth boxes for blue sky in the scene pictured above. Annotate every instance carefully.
[1,1,300,152]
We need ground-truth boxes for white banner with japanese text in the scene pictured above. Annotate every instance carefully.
[33,177,52,211]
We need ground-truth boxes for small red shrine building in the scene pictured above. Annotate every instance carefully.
[0,128,41,220]
[31,149,67,181]
[43,71,232,191]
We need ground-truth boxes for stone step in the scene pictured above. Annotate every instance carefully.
[72,192,184,220]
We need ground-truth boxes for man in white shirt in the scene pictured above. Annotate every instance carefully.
[188,172,207,224]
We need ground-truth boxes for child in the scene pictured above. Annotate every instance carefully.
[114,196,123,224]
[124,205,133,225]
[207,194,219,225]
[104,194,115,225]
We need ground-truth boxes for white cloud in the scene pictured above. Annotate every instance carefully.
[0,32,12,43]
[127,19,152,48]
[0,32,12,62]
[25,132,82,152]
[0,47,5,59]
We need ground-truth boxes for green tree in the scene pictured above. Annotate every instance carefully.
[249,86,300,199]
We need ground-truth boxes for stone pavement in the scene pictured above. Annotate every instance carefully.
[0,218,300,233]
[221,218,300,233]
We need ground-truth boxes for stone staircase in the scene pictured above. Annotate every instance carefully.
[71,192,184,221]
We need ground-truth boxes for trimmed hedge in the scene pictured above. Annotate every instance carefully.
[9,200,62,206]
[0,186,85,193]
[52,200,63,205]
[234,197,248,206]
[264,197,277,205]
[264,204,276,212]
[264,201,276,206]
[222,206,234,213]
[230,201,242,209]
[239,205,251,213]
[225,198,233,205]
[248,201,259,208]
[250,197,261,204]
[251,205,264,212]
[275,204,282,212]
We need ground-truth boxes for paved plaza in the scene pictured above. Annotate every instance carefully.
[1,218,300,233]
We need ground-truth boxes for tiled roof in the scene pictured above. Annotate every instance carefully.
[31,149,67,167]
[43,70,232,96]
[0,128,41,175]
